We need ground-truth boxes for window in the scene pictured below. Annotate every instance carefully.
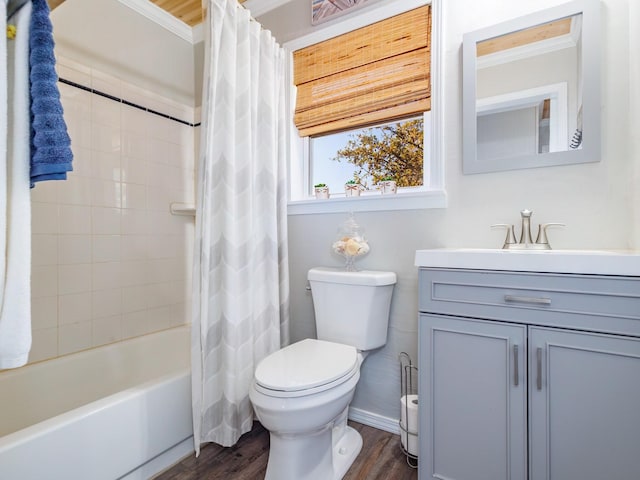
[285,0,445,214]
[309,114,429,196]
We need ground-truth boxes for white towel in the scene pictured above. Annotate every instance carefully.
[0,1,33,369]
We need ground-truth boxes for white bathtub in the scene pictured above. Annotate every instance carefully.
[0,326,193,480]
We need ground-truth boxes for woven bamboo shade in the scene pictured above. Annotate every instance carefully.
[293,5,431,137]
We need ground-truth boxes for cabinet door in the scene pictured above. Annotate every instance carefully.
[529,327,640,480]
[419,314,527,480]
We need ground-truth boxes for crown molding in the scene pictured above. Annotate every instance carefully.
[118,0,195,43]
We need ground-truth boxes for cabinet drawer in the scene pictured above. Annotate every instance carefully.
[419,268,640,336]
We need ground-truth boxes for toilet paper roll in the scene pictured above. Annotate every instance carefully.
[400,394,419,456]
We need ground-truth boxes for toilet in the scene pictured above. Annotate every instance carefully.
[249,267,397,480]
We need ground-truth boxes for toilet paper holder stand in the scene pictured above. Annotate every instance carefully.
[399,352,418,468]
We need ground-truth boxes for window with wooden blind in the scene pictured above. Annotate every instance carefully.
[293,5,431,137]
[285,0,445,214]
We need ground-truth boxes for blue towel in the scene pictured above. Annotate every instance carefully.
[29,0,73,186]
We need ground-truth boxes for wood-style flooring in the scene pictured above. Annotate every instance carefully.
[153,421,418,480]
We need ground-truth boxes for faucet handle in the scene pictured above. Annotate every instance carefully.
[535,223,566,247]
[491,224,517,249]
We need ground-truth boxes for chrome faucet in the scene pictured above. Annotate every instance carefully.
[492,209,564,250]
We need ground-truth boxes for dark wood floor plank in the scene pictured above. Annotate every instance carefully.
[154,421,417,480]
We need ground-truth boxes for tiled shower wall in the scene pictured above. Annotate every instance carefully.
[28,57,196,363]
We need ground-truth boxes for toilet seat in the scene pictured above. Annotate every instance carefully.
[254,339,359,398]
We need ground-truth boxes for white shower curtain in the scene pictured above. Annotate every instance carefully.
[191,0,290,452]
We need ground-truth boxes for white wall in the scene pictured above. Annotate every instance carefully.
[267,0,640,423]
[51,0,198,106]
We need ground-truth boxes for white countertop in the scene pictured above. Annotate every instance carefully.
[415,248,640,276]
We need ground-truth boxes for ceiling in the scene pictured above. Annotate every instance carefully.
[48,0,249,27]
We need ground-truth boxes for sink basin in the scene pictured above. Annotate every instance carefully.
[414,248,640,276]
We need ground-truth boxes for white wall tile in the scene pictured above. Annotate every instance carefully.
[32,265,58,298]
[122,182,146,210]
[92,288,122,318]
[147,234,179,259]
[91,151,121,181]
[122,310,149,339]
[121,156,146,185]
[121,131,148,159]
[31,296,58,330]
[91,207,121,235]
[58,175,92,205]
[92,95,121,129]
[31,181,59,203]
[92,123,121,154]
[32,203,59,234]
[29,327,58,363]
[120,260,148,287]
[59,205,91,234]
[121,105,149,136]
[58,292,92,325]
[121,235,147,261]
[59,264,92,295]
[70,146,93,177]
[93,235,121,263]
[148,138,172,165]
[32,235,58,266]
[148,305,175,331]
[146,185,171,211]
[147,258,181,283]
[92,262,121,291]
[90,178,122,208]
[121,209,148,235]
[92,315,123,347]
[146,282,175,309]
[122,285,148,313]
[58,235,92,264]
[59,321,92,355]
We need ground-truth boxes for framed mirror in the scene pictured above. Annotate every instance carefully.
[462,0,601,174]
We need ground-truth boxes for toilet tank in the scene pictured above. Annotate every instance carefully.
[308,267,397,351]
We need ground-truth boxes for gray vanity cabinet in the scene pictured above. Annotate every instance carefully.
[528,326,640,480]
[420,313,527,480]
[418,268,640,480]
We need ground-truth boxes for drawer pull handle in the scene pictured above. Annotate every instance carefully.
[536,347,543,391]
[504,295,551,306]
[513,344,519,386]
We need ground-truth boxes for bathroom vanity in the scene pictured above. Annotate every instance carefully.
[415,249,640,480]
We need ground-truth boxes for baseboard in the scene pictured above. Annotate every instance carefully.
[348,407,400,435]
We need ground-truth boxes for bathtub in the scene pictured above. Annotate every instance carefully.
[0,326,193,480]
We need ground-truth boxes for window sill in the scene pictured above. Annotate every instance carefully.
[287,189,447,215]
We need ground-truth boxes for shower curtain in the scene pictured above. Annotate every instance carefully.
[191,0,290,451]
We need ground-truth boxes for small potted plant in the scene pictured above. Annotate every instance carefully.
[344,179,361,197]
[379,176,397,194]
[314,183,330,199]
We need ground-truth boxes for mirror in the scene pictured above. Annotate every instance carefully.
[462,0,601,174]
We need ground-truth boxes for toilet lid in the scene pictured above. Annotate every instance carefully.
[255,339,358,392]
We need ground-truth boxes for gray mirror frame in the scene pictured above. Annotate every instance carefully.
[462,0,601,174]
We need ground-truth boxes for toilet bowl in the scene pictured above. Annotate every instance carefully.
[249,339,364,480]
[249,268,396,480]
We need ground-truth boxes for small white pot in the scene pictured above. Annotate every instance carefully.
[344,184,361,197]
[380,180,397,194]
[314,186,330,199]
